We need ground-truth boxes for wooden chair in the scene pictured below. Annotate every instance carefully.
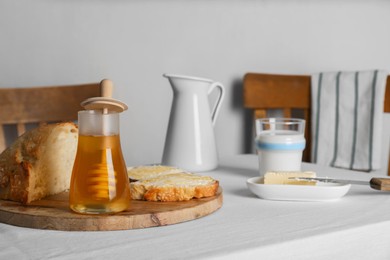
[243,72,390,175]
[0,83,102,152]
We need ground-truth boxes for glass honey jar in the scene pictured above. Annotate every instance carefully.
[69,80,131,214]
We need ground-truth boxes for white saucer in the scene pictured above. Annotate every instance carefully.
[246,177,351,202]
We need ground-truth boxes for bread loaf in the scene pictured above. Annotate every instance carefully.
[128,165,219,202]
[0,122,78,204]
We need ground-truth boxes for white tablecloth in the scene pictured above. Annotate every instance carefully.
[1,154,390,260]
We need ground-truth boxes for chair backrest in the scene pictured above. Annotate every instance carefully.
[0,83,101,152]
[243,72,390,175]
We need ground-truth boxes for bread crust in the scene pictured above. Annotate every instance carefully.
[143,181,219,202]
[0,122,78,204]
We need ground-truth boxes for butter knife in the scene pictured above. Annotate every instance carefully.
[292,177,390,191]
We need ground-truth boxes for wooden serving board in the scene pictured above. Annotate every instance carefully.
[0,188,222,231]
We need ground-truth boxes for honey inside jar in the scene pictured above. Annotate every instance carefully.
[69,134,130,214]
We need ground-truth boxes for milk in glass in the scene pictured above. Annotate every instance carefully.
[255,118,305,176]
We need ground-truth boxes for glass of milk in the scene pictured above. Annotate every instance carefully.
[255,118,306,176]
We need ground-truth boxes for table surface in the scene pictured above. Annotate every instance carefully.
[1,154,390,260]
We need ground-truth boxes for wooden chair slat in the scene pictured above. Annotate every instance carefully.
[0,126,5,152]
[283,108,292,118]
[16,123,26,137]
[0,83,101,124]
[385,80,390,113]
[255,109,267,119]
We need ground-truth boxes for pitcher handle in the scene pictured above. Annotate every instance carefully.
[208,82,225,126]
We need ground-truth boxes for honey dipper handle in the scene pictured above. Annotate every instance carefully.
[100,79,113,98]
[370,178,390,191]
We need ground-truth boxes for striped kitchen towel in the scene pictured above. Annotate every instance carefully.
[311,70,388,171]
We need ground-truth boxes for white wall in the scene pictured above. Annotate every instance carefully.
[1,0,390,166]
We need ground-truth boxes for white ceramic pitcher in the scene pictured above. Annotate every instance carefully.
[162,74,225,172]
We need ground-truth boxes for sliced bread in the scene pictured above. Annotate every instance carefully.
[128,165,219,202]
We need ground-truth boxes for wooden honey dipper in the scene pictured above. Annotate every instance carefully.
[86,152,118,200]
[81,79,128,113]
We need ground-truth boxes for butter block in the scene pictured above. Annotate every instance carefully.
[264,171,317,185]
